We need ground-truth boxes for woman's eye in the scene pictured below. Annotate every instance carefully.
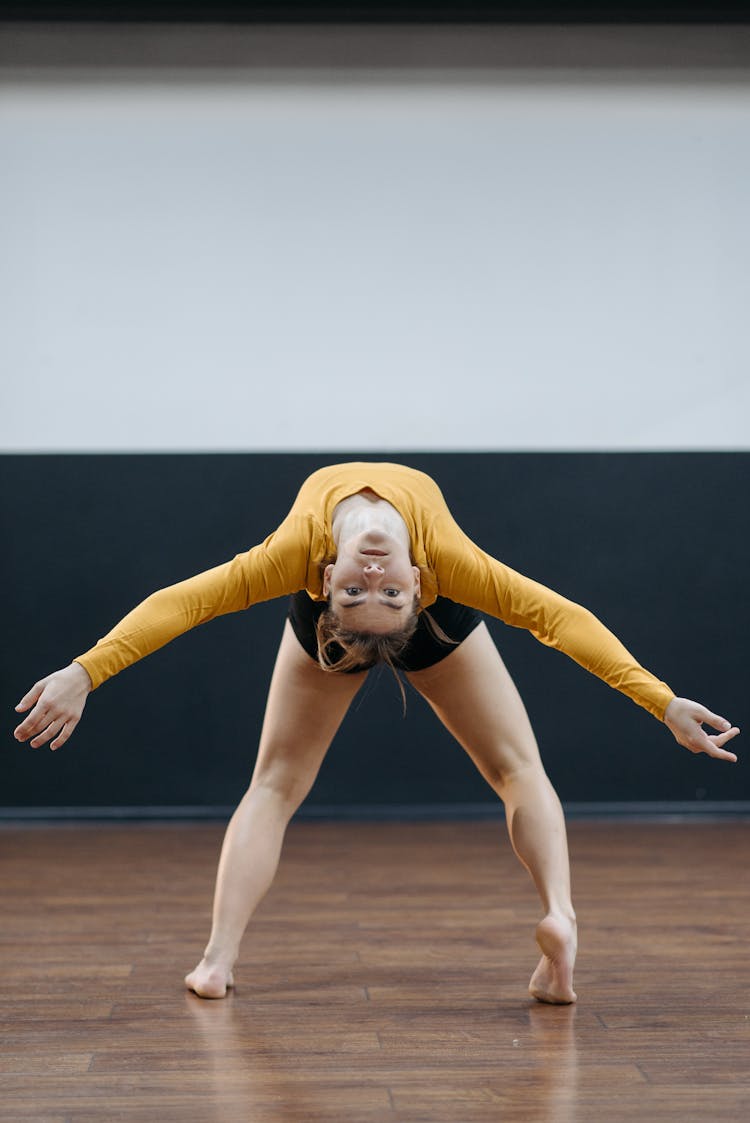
[345,586,361,596]
[384,589,401,598]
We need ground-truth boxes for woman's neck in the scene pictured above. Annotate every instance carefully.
[331,492,410,552]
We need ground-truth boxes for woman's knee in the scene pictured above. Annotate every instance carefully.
[248,756,318,814]
[469,746,523,792]
[485,756,552,801]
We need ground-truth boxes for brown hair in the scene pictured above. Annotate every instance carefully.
[314,599,456,709]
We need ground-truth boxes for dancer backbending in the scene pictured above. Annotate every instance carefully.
[13,462,740,1003]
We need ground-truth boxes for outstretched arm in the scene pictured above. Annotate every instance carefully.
[12,510,315,751]
[663,697,740,762]
[427,513,740,757]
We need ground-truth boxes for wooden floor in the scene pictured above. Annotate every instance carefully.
[2,820,749,1122]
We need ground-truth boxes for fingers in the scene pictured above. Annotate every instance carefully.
[686,726,740,763]
[15,680,46,715]
[14,702,56,744]
[666,699,740,764]
[50,720,78,752]
[703,741,738,763]
[695,706,733,734]
[15,706,79,751]
[13,666,90,750]
[14,701,77,748]
[713,726,741,747]
[706,726,740,763]
[29,717,67,750]
[14,679,51,740]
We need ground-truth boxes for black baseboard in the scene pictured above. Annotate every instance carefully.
[2,801,749,823]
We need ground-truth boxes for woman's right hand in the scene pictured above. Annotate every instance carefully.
[14,663,92,751]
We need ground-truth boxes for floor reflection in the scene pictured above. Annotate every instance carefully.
[182,988,389,1122]
[183,984,581,1122]
[524,1001,579,1123]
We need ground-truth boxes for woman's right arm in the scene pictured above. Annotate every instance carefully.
[13,512,315,751]
[71,553,260,690]
[12,557,251,752]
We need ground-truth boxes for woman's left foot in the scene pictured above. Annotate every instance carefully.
[185,958,235,999]
[528,913,577,1004]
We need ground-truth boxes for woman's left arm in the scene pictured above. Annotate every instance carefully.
[663,697,740,762]
[428,514,740,756]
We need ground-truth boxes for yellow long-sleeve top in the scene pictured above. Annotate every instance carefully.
[74,462,675,720]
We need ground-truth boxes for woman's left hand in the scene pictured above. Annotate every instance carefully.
[664,697,740,762]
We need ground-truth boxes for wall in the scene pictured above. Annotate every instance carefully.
[2,25,747,814]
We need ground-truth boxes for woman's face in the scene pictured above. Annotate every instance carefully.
[323,531,421,634]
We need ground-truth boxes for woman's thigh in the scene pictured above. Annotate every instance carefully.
[250,620,369,801]
[405,622,543,788]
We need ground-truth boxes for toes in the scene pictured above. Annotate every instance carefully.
[184,965,231,999]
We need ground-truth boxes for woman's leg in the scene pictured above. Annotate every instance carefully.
[185,620,368,998]
[406,622,577,1004]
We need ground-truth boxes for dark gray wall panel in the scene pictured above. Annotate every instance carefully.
[2,453,747,810]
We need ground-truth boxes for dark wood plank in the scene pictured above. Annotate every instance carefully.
[1,820,749,1122]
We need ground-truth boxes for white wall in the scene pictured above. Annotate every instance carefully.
[2,72,749,451]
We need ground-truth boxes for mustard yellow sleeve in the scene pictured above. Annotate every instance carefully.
[427,513,675,721]
[74,514,314,690]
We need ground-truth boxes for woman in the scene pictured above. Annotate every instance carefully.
[13,462,740,1003]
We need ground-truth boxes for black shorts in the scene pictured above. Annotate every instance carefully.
[287,591,483,674]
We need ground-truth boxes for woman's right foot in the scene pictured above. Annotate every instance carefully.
[185,958,235,999]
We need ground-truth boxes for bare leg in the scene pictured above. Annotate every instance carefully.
[407,623,577,1004]
[185,620,368,998]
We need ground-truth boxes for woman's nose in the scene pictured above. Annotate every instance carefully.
[363,562,385,576]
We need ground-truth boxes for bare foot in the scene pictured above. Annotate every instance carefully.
[528,913,577,1005]
[185,958,235,999]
